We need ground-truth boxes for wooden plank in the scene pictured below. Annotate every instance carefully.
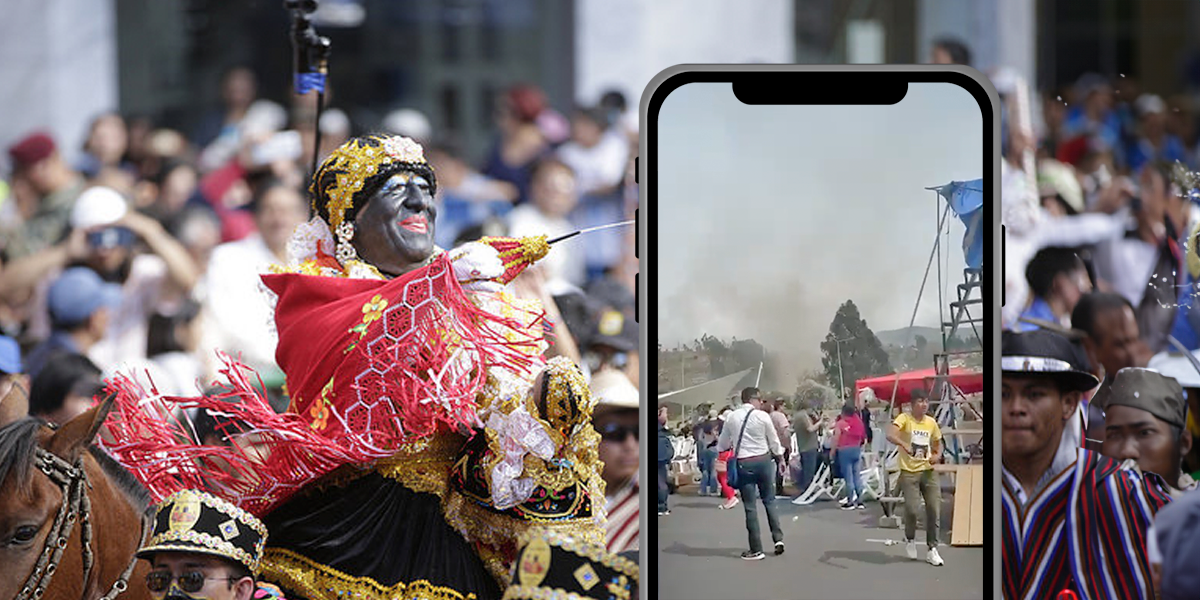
[933,463,966,473]
[950,466,974,546]
[968,464,985,545]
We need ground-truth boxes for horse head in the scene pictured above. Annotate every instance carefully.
[0,391,152,600]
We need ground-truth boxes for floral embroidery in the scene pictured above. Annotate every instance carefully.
[345,294,389,353]
[309,378,334,431]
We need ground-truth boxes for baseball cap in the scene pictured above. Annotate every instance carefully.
[383,108,433,142]
[70,186,128,230]
[47,268,123,327]
[1136,94,1167,117]
[0,335,20,374]
[8,132,56,170]
[589,309,637,354]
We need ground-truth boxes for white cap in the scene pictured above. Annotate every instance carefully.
[989,66,1021,96]
[319,108,351,136]
[240,100,289,137]
[1136,94,1167,117]
[70,186,128,229]
[382,108,432,142]
[590,369,639,410]
[1148,351,1200,388]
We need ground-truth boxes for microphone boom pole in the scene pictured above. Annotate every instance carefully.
[285,0,331,176]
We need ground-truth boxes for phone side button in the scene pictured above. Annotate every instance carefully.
[635,208,639,259]
[635,273,639,323]
[634,156,639,184]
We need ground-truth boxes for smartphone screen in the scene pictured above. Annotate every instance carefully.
[640,68,997,599]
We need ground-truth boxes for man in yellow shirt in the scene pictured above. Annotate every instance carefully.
[886,388,944,566]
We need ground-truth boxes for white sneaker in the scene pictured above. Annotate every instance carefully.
[926,547,944,566]
[905,540,918,560]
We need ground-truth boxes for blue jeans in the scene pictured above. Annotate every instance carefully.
[794,449,819,494]
[835,446,864,504]
[697,448,718,494]
[658,462,670,512]
[736,455,783,553]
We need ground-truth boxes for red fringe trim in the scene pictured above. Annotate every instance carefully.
[101,259,548,516]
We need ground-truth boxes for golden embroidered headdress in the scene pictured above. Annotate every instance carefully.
[310,134,437,262]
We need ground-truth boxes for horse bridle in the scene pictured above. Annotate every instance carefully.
[15,447,149,600]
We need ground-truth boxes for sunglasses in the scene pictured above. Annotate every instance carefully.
[598,423,638,442]
[146,571,236,594]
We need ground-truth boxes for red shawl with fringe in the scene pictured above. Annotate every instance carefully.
[101,254,546,516]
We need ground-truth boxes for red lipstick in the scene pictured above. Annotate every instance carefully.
[400,216,427,233]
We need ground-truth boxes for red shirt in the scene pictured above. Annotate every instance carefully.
[836,414,866,448]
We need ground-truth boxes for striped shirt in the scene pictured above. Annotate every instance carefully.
[1001,448,1172,600]
[605,476,639,554]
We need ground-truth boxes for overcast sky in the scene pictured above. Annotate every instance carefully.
[657,81,982,372]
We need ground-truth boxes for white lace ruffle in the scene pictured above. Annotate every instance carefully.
[256,277,280,340]
[486,405,558,510]
[286,217,336,267]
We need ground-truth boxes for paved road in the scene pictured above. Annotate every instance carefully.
[657,491,985,600]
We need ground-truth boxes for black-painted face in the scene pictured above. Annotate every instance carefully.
[352,171,438,276]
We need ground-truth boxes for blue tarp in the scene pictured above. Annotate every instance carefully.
[934,179,984,270]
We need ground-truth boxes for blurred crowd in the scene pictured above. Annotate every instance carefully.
[0,67,641,528]
[984,35,1200,596]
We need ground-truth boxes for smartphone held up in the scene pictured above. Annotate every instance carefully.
[640,67,993,600]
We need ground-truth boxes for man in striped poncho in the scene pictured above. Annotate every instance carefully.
[1002,330,1173,600]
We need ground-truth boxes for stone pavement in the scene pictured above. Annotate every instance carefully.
[656,491,985,600]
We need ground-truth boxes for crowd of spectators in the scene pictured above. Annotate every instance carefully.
[0,67,640,444]
[994,46,1200,597]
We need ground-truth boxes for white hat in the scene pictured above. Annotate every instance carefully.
[319,108,351,136]
[1148,351,1200,388]
[1038,158,1085,213]
[240,100,289,137]
[382,109,432,142]
[70,186,128,230]
[1136,94,1167,117]
[989,66,1021,97]
[590,369,639,410]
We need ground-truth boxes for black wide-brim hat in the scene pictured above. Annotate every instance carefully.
[503,529,638,600]
[1002,329,1100,392]
[136,489,268,574]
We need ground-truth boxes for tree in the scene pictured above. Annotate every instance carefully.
[729,338,766,373]
[915,335,928,354]
[820,300,893,398]
[700,334,728,378]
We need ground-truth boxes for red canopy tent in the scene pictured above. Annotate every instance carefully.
[855,367,984,404]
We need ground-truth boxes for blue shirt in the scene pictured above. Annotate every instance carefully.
[1127,135,1190,173]
[1014,297,1058,332]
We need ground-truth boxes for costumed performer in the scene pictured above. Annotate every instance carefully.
[101,134,610,600]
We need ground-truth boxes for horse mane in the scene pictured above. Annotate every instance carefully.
[87,445,152,512]
[0,417,42,494]
[0,415,151,512]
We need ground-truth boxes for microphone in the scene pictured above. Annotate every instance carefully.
[285,0,330,95]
